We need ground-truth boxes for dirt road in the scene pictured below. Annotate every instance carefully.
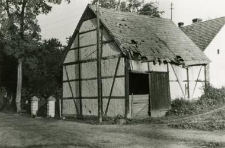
[0,112,225,148]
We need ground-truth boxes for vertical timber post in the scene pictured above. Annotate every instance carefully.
[204,64,208,87]
[78,32,83,118]
[61,66,63,118]
[186,67,190,99]
[96,0,103,123]
[125,58,130,118]
[148,73,152,116]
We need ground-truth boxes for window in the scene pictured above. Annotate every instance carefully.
[217,49,220,54]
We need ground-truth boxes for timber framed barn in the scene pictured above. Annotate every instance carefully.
[61,5,210,118]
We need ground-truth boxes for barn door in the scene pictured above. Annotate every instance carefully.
[131,94,149,118]
[149,72,171,117]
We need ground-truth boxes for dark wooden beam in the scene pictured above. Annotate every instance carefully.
[186,67,190,98]
[124,58,130,118]
[78,32,83,118]
[62,96,126,100]
[148,74,152,116]
[70,43,96,51]
[191,65,203,99]
[69,40,114,51]
[64,66,79,114]
[96,1,103,123]
[79,29,97,35]
[63,54,121,66]
[63,75,125,83]
[104,56,121,116]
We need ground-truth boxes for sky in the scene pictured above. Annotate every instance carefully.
[37,0,225,45]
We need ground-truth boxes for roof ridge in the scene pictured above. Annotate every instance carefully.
[88,4,170,21]
[183,16,225,28]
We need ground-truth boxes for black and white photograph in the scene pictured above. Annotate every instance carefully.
[1,0,225,147]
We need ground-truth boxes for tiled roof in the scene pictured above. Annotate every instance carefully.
[63,5,210,66]
[90,6,209,66]
[181,17,225,51]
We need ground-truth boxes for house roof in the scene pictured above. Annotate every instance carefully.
[181,17,225,51]
[62,5,210,66]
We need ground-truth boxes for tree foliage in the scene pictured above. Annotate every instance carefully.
[23,38,64,99]
[0,0,68,111]
[139,2,164,17]
[92,0,118,9]
[92,0,163,18]
[0,0,64,59]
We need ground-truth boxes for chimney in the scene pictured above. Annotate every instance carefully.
[192,18,202,23]
[178,22,184,27]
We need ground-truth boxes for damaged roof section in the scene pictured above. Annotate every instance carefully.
[89,5,210,66]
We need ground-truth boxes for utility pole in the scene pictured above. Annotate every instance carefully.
[96,0,103,123]
[170,2,174,21]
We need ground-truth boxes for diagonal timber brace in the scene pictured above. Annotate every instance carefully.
[104,56,121,116]
[64,66,79,114]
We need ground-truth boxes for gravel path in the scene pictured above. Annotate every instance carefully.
[0,112,225,148]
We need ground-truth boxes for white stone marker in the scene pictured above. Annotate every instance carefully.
[47,96,56,118]
[31,96,39,116]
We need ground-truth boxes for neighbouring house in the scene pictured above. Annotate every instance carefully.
[61,5,210,118]
[181,17,225,88]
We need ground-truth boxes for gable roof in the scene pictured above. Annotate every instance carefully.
[62,5,210,66]
[181,17,225,51]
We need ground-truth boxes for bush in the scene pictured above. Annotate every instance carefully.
[198,85,225,106]
[166,98,197,116]
[166,85,225,117]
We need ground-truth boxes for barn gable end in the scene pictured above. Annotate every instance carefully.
[62,9,126,117]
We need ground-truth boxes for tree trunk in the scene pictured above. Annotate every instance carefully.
[16,59,22,112]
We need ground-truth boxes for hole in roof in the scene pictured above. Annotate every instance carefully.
[176,55,182,59]
[131,40,137,44]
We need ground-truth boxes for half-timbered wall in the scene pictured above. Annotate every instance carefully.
[62,18,125,117]
[130,60,206,100]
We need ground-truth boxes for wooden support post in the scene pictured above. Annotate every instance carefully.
[61,67,63,117]
[167,63,169,72]
[147,62,150,71]
[186,67,190,99]
[148,74,152,116]
[204,64,208,87]
[125,58,130,118]
[96,0,103,123]
[78,32,83,118]
[131,94,133,117]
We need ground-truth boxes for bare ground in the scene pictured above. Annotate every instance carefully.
[0,112,225,148]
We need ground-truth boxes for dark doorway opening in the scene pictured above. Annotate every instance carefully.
[129,72,149,95]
